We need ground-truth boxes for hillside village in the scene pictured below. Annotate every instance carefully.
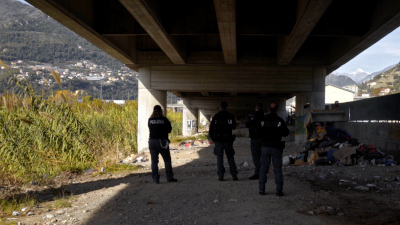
[325,62,400,104]
[1,59,137,84]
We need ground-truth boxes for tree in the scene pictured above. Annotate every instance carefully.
[372,88,380,97]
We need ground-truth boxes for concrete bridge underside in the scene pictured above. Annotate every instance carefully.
[26,0,400,152]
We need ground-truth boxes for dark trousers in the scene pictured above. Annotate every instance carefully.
[259,146,283,192]
[214,142,238,177]
[149,139,174,182]
[250,139,262,175]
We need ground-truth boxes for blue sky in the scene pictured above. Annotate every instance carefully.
[16,0,400,74]
[334,26,400,74]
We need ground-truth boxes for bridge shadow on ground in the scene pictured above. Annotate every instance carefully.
[49,133,350,225]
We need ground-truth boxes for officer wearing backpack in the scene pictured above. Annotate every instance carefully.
[209,101,238,181]
[148,105,177,184]
[258,102,289,196]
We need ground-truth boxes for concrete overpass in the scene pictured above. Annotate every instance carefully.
[25,0,400,152]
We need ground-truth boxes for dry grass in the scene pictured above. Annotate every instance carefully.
[0,60,183,185]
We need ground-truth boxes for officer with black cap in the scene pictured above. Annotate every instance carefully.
[209,101,238,181]
[245,103,265,180]
[148,105,177,184]
[258,102,289,196]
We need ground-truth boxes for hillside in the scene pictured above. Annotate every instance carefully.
[360,64,397,83]
[356,62,400,96]
[367,62,400,90]
[325,74,357,87]
[0,0,124,70]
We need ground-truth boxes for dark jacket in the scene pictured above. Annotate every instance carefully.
[148,117,172,140]
[209,110,236,142]
[245,110,265,139]
[259,113,289,148]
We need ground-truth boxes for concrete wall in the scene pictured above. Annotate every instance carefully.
[325,85,354,104]
[335,122,400,151]
[333,94,400,151]
[338,93,400,121]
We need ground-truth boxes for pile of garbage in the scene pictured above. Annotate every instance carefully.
[284,125,398,167]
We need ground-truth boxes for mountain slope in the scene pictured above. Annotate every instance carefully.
[0,0,124,69]
[331,68,370,84]
[360,64,397,83]
[325,74,357,87]
[366,62,400,90]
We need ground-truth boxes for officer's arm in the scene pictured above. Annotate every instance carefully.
[280,118,289,137]
[232,116,237,130]
[208,116,215,140]
[245,120,252,129]
[148,118,150,128]
[166,118,172,133]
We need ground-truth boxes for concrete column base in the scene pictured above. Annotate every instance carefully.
[182,99,198,136]
[199,109,211,127]
[294,92,325,144]
[137,67,167,153]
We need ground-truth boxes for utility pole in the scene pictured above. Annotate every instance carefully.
[100,79,103,100]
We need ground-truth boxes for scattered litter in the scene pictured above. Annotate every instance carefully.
[243,162,249,167]
[12,211,20,216]
[307,206,337,215]
[46,214,55,219]
[282,156,290,166]
[354,186,369,191]
[84,168,94,174]
[318,173,327,179]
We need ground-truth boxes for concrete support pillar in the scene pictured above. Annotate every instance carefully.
[199,109,211,127]
[277,97,287,120]
[137,67,167,153]
[182,99,198,136]
[295,68,326,144]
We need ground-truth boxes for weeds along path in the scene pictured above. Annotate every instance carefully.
[15,137,360,225]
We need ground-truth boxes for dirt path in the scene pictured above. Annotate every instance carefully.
[12,137,400,225]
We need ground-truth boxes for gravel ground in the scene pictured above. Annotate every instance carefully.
[6,134,400,225]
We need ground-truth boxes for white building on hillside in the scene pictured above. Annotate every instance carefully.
[342,85,358,96]
[325,84,354,104]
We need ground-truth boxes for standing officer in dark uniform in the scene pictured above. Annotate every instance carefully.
[209,101,238,181]
[258,102,289,196]
[245,103,265,180]
[148,105,177,184]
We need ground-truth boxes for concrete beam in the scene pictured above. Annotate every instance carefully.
[277,0,332,65]
[328,0,400,73]
[214,0,237,64]
[119,0,185,64]
[150,65,313,93]
[26,0,135,65]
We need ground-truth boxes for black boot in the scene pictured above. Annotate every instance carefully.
[218,176,224,181]
[259,190,266,195]
[276,190,284,196]
[168,178,178,182]
[249,174,259,180]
